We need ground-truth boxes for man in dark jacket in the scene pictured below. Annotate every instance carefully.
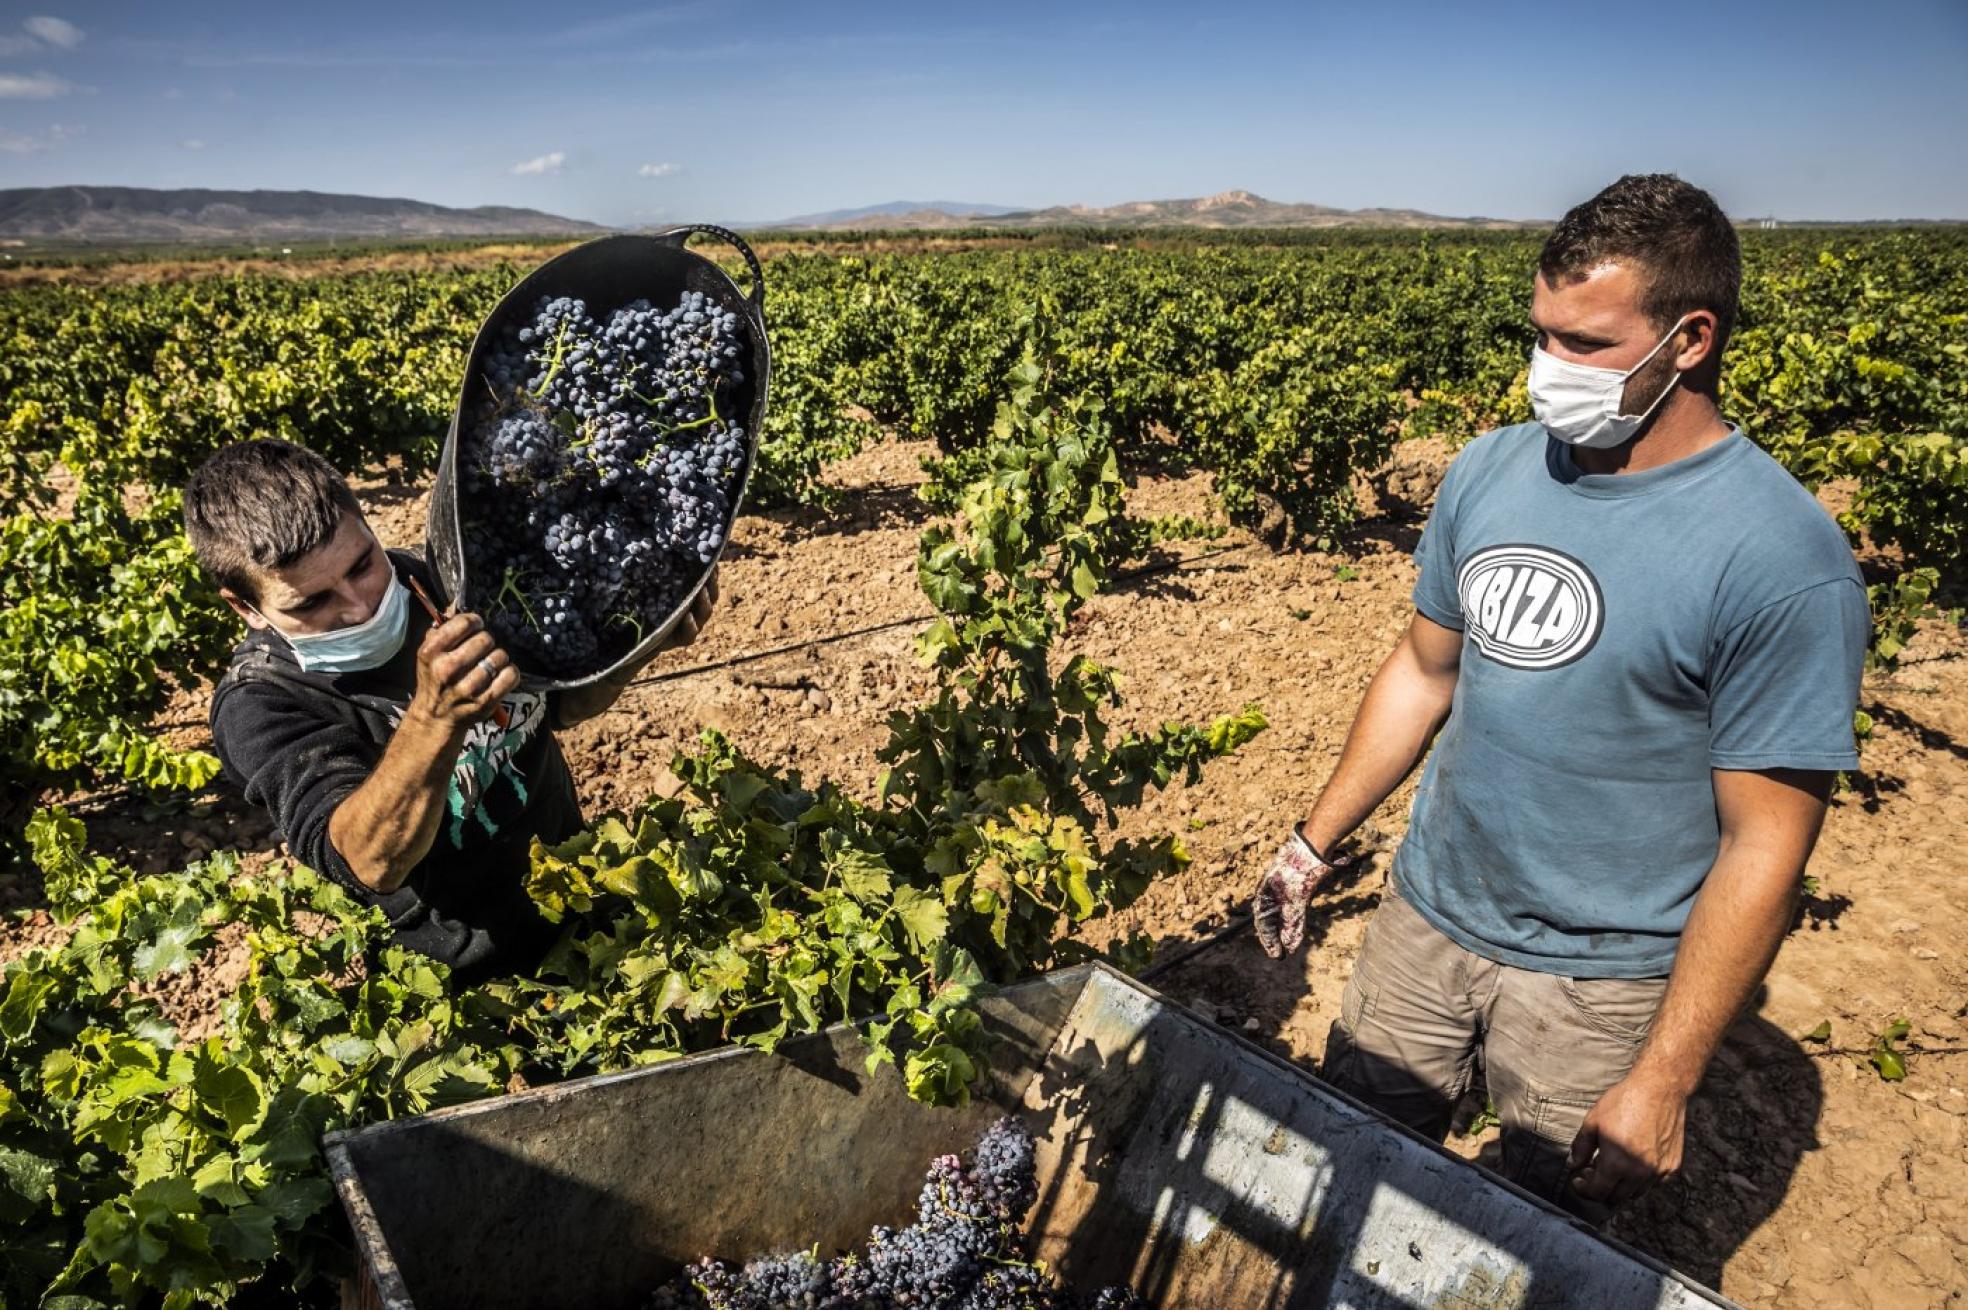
[187,438,713,982]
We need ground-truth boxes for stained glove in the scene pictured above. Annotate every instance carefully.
[1252,825,1347,958]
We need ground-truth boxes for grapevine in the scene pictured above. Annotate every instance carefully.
[0,358,1260,1305]
[4,230,1963,799]
[0,226,1962,1305]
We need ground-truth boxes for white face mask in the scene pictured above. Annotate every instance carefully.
[252,567,411,675]
[1527,315,1689,450]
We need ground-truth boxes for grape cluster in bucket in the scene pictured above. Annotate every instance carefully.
[459,289,749,677]
[646,1117,1145,1310]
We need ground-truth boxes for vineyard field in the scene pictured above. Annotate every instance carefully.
[2,229,1965,1307]
[3,228,1964,807]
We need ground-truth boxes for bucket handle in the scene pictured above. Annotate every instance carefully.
[658,223,766,317]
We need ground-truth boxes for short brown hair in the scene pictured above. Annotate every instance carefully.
[1540,174,1742,354]
[183,439,361,603]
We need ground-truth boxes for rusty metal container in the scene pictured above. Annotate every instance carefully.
[324,964,1733,1309]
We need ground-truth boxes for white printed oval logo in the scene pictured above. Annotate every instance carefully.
[1455,544,1604,670]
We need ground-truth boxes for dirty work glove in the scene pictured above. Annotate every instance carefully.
[1253,825,1347,958]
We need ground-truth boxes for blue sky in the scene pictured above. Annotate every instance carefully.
[2,0,1965,226]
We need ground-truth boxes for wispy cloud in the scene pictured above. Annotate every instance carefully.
[547,4,719,47]
[0,71,76,98]
[0,121,81,152]
[511,150,566,176]
[638,162,680,178]
[177,41,749,71]
[183,49,504,70]
[0,16,83,56]
[180,138,206,151]
[161,24,763,73]
[22,17,83,50]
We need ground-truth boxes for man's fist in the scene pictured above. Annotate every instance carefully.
[1568,1071,1688,1207]
[411,611,520,729]
[1253,825,1347,958]
[661,568,719,652]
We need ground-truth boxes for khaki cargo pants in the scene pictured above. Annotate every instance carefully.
[1322,887,1668,1219]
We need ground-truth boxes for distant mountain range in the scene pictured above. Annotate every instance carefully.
[759,190,1541,230]
[0,186,607,244]
[763,200,1026,228]
[27,185,1915,246]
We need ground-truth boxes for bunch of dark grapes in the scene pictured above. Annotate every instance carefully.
[644,1117,1146,1310]
[461,286,751,678]
[968,1118,1040,1222]
[481,410,565,488]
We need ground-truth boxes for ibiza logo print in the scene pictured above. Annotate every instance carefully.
[1455,544,1604,670]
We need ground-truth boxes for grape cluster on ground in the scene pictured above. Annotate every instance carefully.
[461,289,751,676]
[646,1117,1145,1310]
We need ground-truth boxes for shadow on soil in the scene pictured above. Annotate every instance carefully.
[1842,698,1965,816]
[3,781,279,914]
[1609,1004,1824,1294]
[1146,876,1823,1303]
[759,479,934,542]
[1867,701,1968,761]
[356,476,428,512]
[1134,851,1383,1057]
[1791,885,1855,932]
[1342,511,1426,558]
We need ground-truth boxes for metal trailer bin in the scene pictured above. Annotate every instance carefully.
[325,963,1734,1309]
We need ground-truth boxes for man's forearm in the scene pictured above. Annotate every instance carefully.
[1300,641,1457,855]
[1626,846,1799,1097]
[1566,769,1829,1204]
[327,709,467,893]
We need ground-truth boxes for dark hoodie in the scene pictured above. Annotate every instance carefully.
[208,548,581,981]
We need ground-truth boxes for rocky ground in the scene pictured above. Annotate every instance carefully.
[12,436,1965,1308]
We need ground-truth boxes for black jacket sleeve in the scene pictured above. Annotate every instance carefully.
[210,676,375,889]
[208,637,564,977]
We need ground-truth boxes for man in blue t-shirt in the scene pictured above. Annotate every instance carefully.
[1252,174,1867,1218]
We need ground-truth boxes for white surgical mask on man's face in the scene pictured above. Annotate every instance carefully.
[251,567,411,675]
[1528,315,1690,450]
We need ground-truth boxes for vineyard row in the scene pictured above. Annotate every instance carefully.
[2,230,1963,806]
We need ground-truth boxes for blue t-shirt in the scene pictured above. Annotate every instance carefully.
[1396,422,1868,978]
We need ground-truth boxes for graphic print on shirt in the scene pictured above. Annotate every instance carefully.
[1455,543,1605,670]
[384,690,545,843]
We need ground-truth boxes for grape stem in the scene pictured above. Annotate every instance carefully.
[984,1254,1043,1272]
[528,320,573,400]
[490,566,540,629]
[656,386,723,436]
[635,387,726,474]
[607,610,647,644]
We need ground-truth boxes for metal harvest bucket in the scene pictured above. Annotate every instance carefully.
[425,226,771,691]
[325,964,1734,1310]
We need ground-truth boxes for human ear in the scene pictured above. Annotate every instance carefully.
[220,587,269,631]
[1673,312,1719,372]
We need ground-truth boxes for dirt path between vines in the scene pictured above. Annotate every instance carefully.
[19,437,1968,1308]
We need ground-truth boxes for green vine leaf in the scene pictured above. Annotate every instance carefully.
[890,887,950,952]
